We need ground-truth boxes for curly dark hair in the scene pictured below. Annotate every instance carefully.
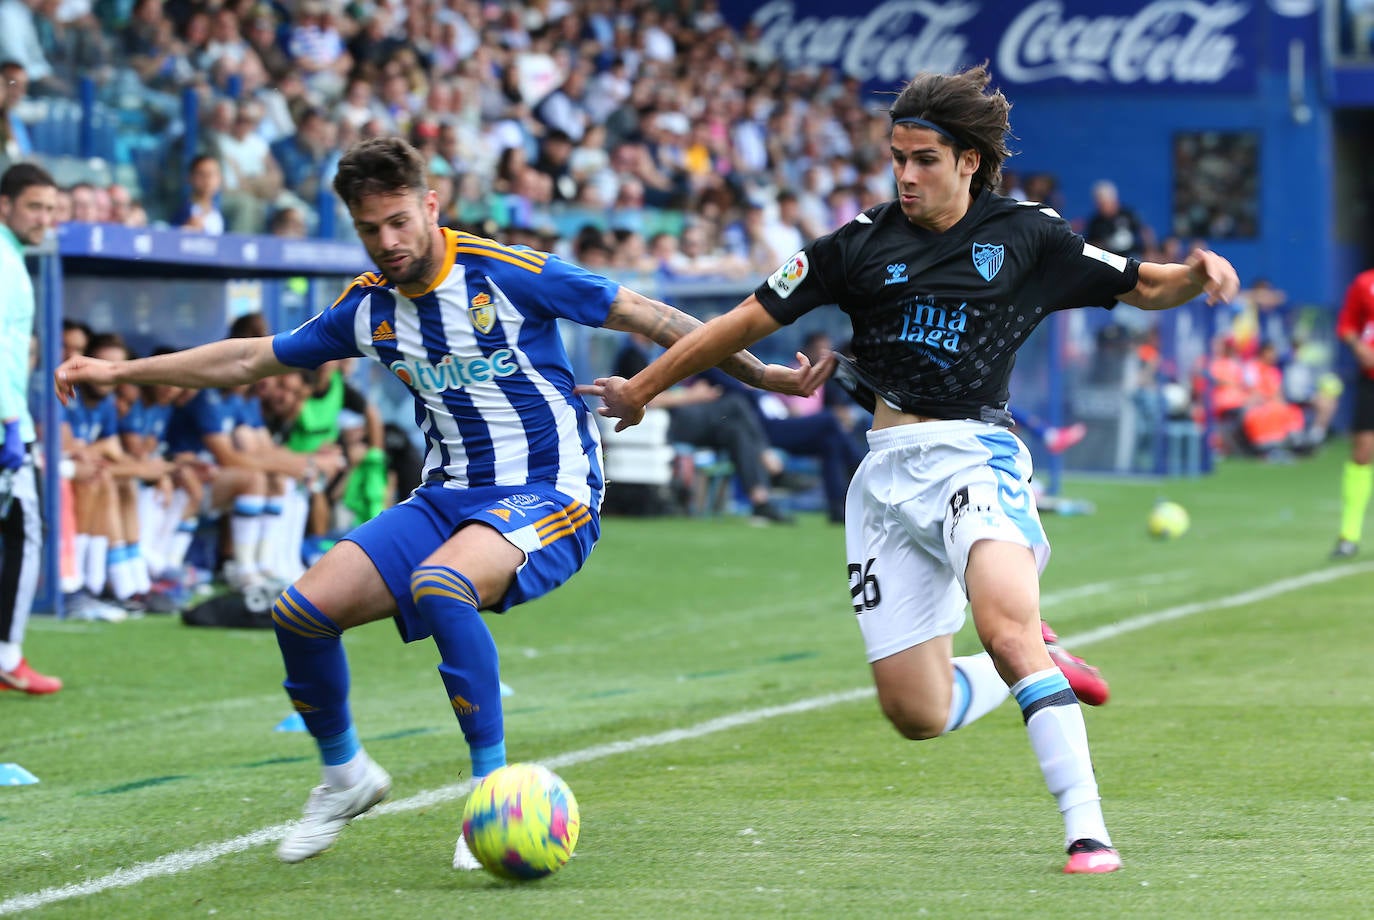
[889,64,1014,196]
[332,136,428,210]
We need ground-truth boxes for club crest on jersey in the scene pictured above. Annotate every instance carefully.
[468,292,495,334]
[972,243,1005,282]
[884,263,908,285]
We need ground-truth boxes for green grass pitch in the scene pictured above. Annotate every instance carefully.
[3,444,1372,918]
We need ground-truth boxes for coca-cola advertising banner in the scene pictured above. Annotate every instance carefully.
[721,0,1314,94]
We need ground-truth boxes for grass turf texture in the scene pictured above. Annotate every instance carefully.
[2,444,1371,918]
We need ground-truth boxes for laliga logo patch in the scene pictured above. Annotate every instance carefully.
[469,291,495,334]
[972,243,1004,282]
[767,251,809,299]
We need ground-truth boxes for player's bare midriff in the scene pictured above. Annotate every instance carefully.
[872,402,942,429]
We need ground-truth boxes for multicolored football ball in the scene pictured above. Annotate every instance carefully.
[462,763,579,880]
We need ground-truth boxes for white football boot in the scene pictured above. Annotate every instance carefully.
[277,756,391,862]
[453,832,482,871]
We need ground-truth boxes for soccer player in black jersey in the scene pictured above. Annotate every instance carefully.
[580,65,1239,875]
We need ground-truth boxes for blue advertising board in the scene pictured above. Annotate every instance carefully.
[721,0,1320,97]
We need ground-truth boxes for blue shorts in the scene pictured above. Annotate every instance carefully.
[343,481,601,643]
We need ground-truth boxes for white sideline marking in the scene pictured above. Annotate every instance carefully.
[4,562,1372,915]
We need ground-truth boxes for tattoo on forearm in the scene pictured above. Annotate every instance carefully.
[612,292,764,385]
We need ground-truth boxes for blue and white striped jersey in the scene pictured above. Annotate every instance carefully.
[272,229,619,505]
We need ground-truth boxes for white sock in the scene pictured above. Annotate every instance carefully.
[943,653,1011,734]
[0,641,20,672]
[168,519,197,571]
[137,487,163,572]
[86,535,109,595]
[74,534,91,590]
[230,496,265,575]
[108,545,138,600]
[258,501,284,576]
[131,546,152,594]
[323,750,368,789]
[1014,668,1110,848]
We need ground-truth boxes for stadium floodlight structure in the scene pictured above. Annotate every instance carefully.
[30,223,371,616]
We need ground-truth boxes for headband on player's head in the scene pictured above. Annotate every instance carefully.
[891,116,968,150]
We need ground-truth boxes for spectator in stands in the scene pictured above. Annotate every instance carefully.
[534,128,578,203]
[106,182,136,226]
[272,107,335,206]
[536,61,590,143]
[243,3,290,83]
[268,203,308,238]
[173,154,225,236]
[1084,179,1154,260]
[0,59,32,159]
[608,226,658,276]
[68,182,98,223]
[0,0,59,94]
[287,0,352,100]
[613,332,793,523]
[215,98,283,232]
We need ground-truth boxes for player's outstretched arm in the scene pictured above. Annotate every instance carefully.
[597,287,833,395]
[55,336,290,406]
[1119,248,1240,310]
[580,293,834,431]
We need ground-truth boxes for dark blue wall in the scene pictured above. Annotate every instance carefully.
[1008,72,1334,306]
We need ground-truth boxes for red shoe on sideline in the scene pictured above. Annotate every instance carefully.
[1041,621,1109,706]
[1064,838,1122,874]
[1045,422,1087,454]
[0,658,63,695]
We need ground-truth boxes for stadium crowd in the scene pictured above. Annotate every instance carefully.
[0,0,1339,620]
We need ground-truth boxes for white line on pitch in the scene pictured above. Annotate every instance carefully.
[4,561,1372,916]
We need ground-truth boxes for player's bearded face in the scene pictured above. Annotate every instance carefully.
[355,190,441,288]
[890,125,977,232]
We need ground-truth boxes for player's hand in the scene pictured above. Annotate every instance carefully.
[575,376,646,432]
[54,356,119,406]
[1186,249,1240,305]
[761,350,837,397]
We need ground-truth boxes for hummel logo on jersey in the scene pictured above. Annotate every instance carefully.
[884,263,908,285]
[972,243,1005,282]
[371,320,396,341]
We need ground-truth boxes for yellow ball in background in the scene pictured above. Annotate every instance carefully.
[1148,501,1190,539]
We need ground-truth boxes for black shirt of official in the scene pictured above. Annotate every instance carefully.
[754,189,1141,425]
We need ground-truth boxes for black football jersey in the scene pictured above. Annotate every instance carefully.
[753,189,1140,425]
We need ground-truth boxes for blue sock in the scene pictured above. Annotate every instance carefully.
[410,565,506,778]
[272,585,355,764]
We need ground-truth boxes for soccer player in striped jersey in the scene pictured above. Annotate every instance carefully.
[54,136,823,868]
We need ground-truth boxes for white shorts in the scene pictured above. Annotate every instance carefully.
[844,419,1050,663]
